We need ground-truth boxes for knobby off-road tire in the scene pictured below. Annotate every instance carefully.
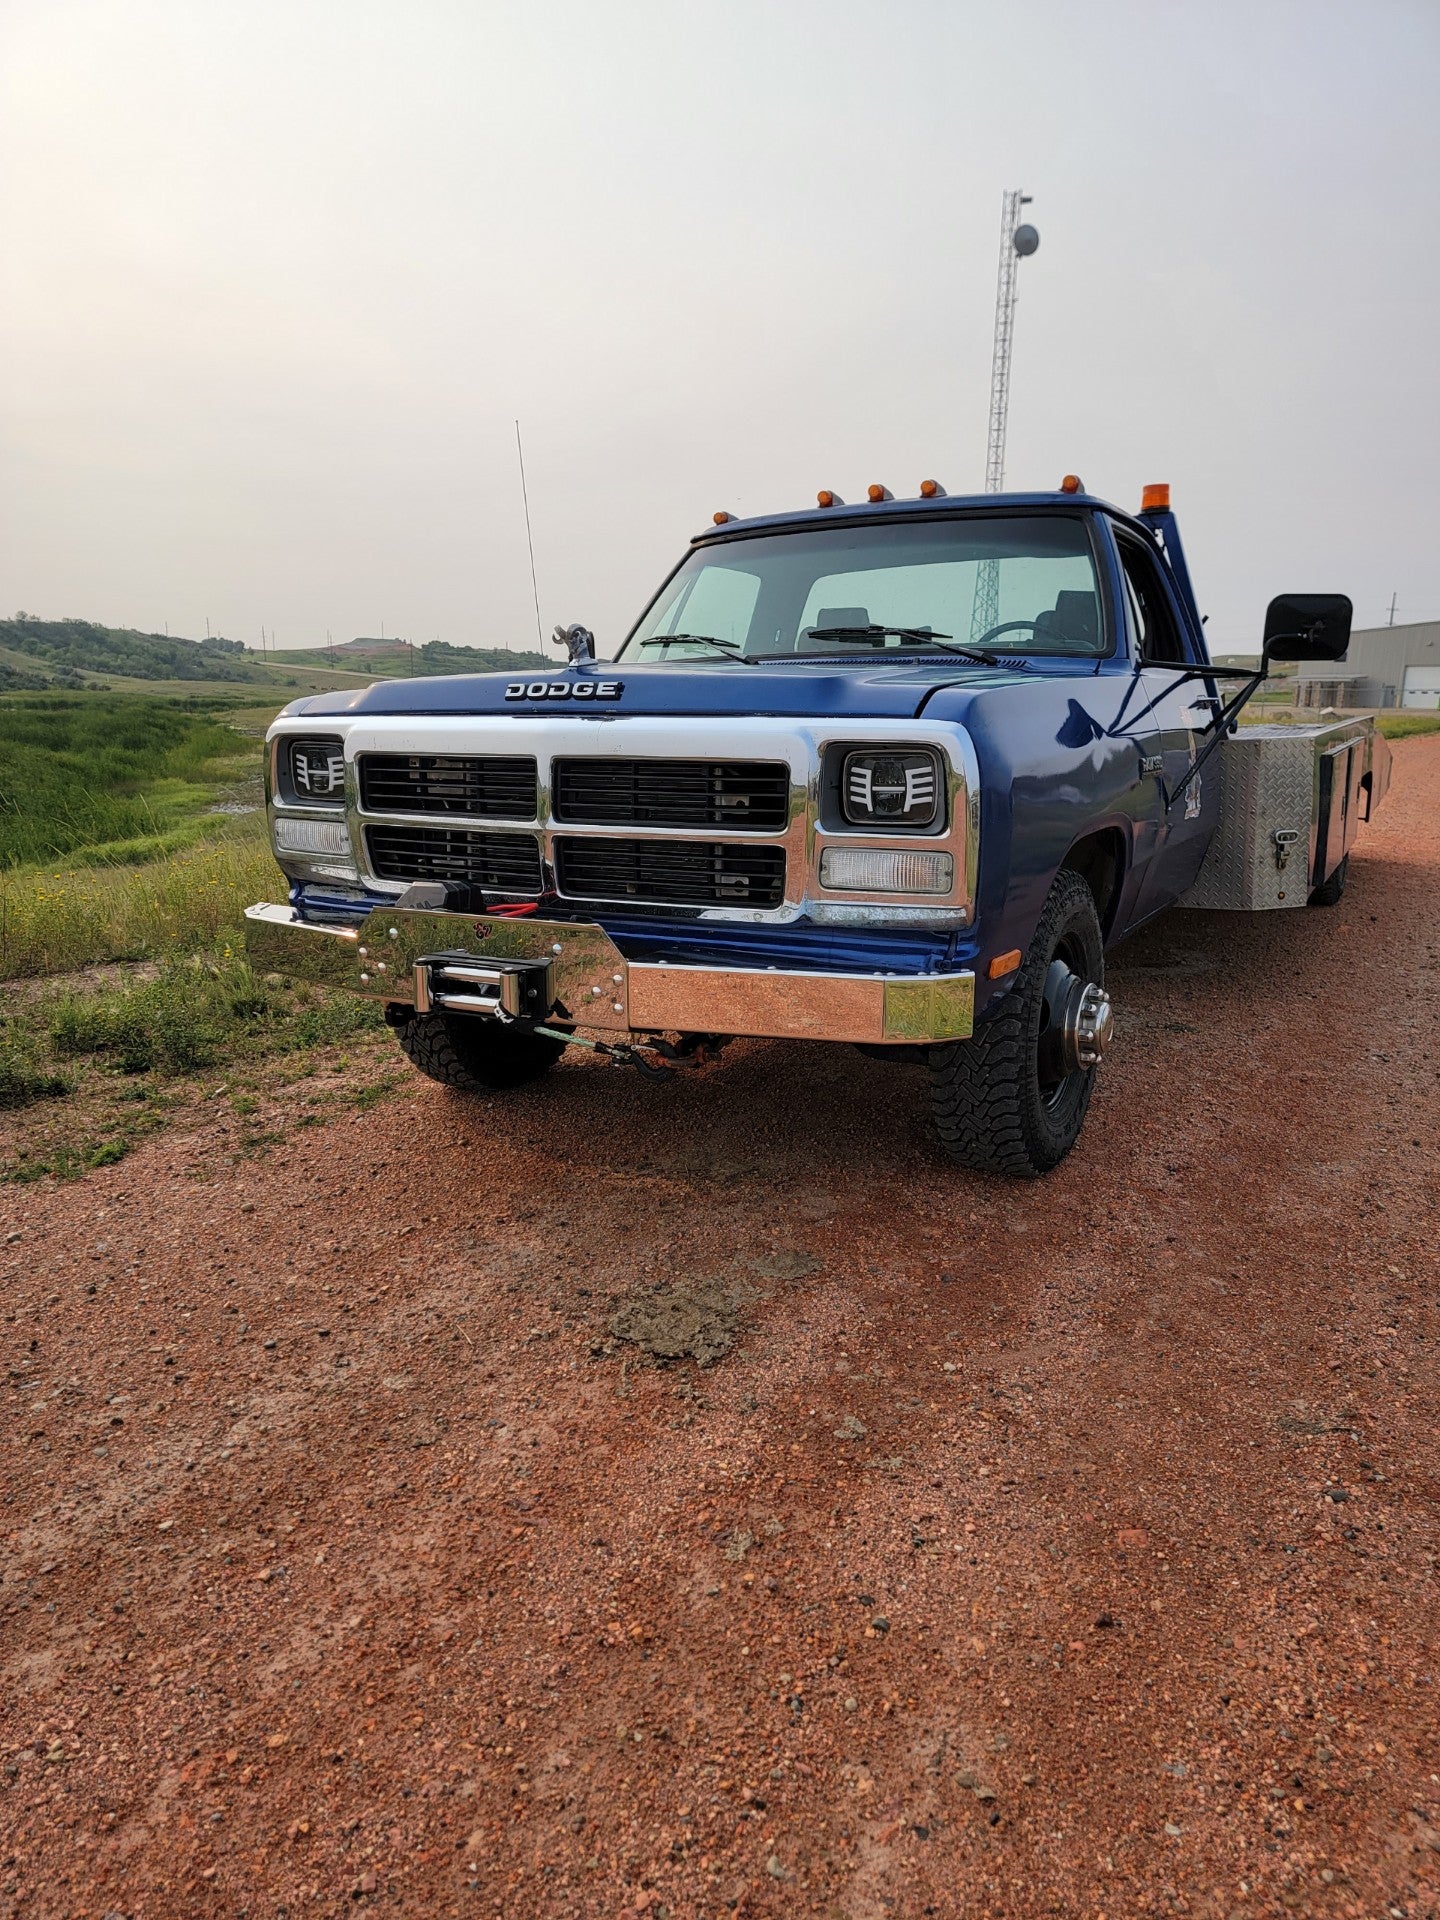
[929,868,1104,1177]
[1308,853,1348,908]
[389,1008,567,1091]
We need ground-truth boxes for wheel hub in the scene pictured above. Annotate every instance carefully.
[1040,960,1113,1082]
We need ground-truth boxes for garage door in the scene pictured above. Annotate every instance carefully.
[1402,666,1440,710]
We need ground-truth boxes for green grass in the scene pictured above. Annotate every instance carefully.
[0,1033,70,1110]
[1375,710,1440,739]
[0,693,258,869]
[44,953,383,1077]
[0,952,390,1179]
[0,817,278,981]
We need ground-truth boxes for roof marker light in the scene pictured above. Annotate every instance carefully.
[1059,474,1084,495]
[816,489,844,508]
[919,479,946,499]
[1141,483,1171,512]
[712,509,736,524]
[867,483,893,503]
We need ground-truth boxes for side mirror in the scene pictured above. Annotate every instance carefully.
[1262,593,1352,663]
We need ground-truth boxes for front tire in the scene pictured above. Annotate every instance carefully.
[388,1007,567,1091]
[929,869,1109,1176]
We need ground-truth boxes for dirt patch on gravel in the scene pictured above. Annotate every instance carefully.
[1,732,1438,1920]
[610,1275,743,1365]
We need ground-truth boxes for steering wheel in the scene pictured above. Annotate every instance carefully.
[973,617,1079,650]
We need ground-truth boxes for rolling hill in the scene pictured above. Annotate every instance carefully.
[0,617,272,686]
[278,637,549,675]
[0,619,548,696]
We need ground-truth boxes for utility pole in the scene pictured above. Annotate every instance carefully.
[1387,593,1397,627]
[971,190,1040,643]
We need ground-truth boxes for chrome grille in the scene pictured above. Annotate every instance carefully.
[359,753,536,819]
[365,825,542,894]
[553,758,789,830]
[554,836,786,908]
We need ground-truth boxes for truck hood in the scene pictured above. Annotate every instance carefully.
[282,657,1031,723]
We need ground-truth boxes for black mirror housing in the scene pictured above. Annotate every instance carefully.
[1263,593,1353,662]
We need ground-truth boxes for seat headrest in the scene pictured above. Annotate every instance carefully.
[1043,590,1099,647]
[810,606,871,631]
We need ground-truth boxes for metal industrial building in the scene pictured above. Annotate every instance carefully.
[1295,619,1440,710]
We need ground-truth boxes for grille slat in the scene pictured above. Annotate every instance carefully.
[553,758,789,830]
[555,837,785,908]
[359,753,537,819]
[366,825,542,894]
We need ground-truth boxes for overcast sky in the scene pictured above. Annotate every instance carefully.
[2,0,1437,659]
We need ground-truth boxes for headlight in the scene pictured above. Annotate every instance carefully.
[820,847,954,894]
[282,736,347,803]
[841,748,942,829]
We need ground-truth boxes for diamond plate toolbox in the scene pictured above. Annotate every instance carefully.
[1179,720,1372,912]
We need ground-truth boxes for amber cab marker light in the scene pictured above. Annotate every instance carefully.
[816,489,843,508]
[919,478,947,499]
[867,482,894,503]
[712,510,736,525]
[1059,473,1084,495]
[987,948,1023,980]
[1141,483,1171,512]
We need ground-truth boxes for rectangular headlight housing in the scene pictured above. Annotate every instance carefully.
[841,748,942,830]
[281,736,347,804]
[819,847,954,894]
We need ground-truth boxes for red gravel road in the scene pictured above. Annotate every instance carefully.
[3,737,1439,1920]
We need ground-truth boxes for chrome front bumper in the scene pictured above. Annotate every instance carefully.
[243,903,974,1046]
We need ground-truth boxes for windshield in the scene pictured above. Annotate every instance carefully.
[619,513,1106,663]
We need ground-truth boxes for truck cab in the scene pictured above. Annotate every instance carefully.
[246,480,1380,1174]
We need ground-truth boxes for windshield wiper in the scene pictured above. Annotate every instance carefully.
[806,625,1016,668]
[637,633,753,662]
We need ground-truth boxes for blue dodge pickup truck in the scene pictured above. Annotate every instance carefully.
[245,480,1388,1175]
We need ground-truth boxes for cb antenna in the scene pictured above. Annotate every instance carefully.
[515,420,544,649]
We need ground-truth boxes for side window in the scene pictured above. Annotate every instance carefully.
[1116,533,1185,664]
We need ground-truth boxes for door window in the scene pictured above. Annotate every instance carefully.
[1115,532,1186,664]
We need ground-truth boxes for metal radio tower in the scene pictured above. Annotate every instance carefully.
[971,190,1040,642]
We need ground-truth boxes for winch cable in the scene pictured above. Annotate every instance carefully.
[530,1025,675,1078]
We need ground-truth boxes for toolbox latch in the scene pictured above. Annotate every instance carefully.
[1272,828,1301,871]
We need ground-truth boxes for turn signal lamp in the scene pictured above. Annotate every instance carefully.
[919,478,946,498]
[867,482,894,503]
[816,489,844,508]
[1059,474,1084,495]
[819,847,953,895]
[987,948,1023,980]
[1141,483,1171,511]
[713,509,736,524]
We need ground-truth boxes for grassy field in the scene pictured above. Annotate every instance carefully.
[0,952,389,1179]
[0,694,260,869]
[0,690,282,980]
[0,685,394,1175]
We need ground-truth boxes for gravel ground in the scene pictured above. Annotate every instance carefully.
[3,737,1438,1920]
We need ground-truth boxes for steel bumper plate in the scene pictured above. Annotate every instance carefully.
[243,903,974,1046]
